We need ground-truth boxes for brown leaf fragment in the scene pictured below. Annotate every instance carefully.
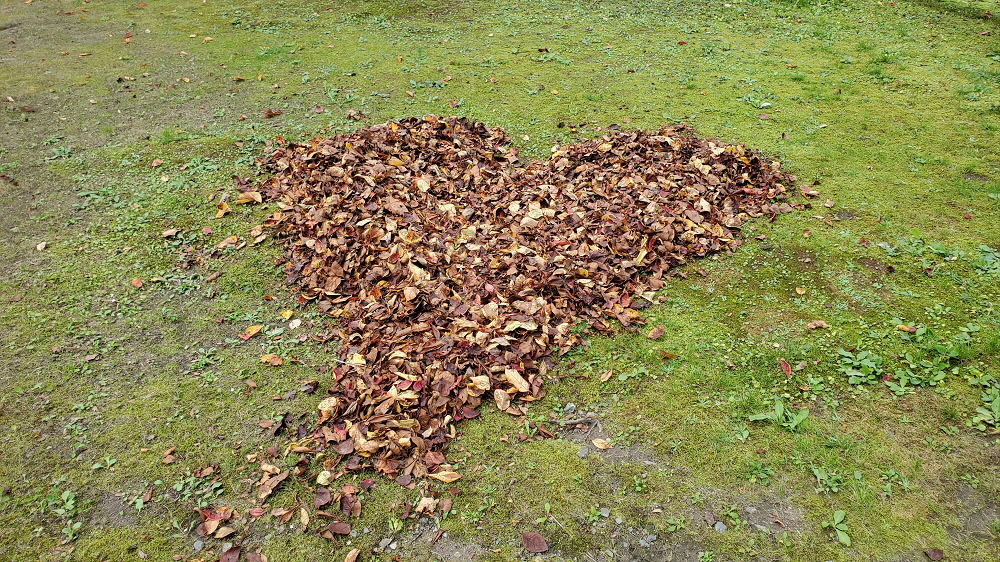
[647,326,665,340]
[257,470,289,500]
[806,320,830,330]
[220,546,241,562]
[924,548,944,561]
[263,108,282,119]
[326,521,351,535]
[896,324,918,333]
[315,487,332,508]
[521,531,549,553]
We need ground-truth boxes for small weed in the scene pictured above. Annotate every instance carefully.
[749,398,809,432]
[837,349,884,385]
[812,466,845,493]
[745,461,774,485]
[665,516,688,532]
[821,509,851,546]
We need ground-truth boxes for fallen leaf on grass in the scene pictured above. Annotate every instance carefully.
[130,278,144,288]
[343,548,360,562]
[161,228,180,238]
[220,546,241,562]
[215,201,231,218]
[806,320,830,330]
[896,324,917,333]
[257,470,289,500]
[235,191,263,205]
[239,325,263,340]
[592,438,613,450]
[325,521,351,536]
[647,326,665,340]
[924,548,944,561]
[35,241,47,251]
[428,471,462,483]
[779,359,793,376]
[521,531,549,553]
[217,235,240,249]
[261,354,284,366]
[599,369,613,382]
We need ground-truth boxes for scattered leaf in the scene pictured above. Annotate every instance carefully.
[521,531,549,553]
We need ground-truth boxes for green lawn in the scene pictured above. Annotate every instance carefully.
[1,0,998,560]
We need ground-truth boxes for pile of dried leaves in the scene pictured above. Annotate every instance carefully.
[258,115,797,483]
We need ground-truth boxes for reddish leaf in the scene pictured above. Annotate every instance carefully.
[220,546,241,562]
[521,531,549,553]
[779,359,792,376]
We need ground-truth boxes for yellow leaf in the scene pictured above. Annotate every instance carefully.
[240,325,263,339]
[261,353,283,366]
[428,470,462,483]
[235,191,263,205]
[279,309,294,320]
[215,201,231,218]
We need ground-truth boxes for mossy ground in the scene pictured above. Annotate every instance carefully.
[1,0,998,560]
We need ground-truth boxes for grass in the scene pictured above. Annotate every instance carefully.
[1,0,998,560]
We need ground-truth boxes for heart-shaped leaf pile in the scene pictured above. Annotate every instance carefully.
[258,115,797,481]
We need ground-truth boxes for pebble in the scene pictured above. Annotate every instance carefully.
[192,540,204,553]
[637,533,658,547]
[564,402,577,414]
[577,445,589,458]
[378,537,392,549]
[713,521,728,533]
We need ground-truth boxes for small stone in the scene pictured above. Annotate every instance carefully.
[744,506,757,514]
[577,445,589,458]
[600,507,611,517]
[713,521,728,533]
[564,402,577,414]
[378,537,392,549]
[389,541,398,550]
[192,540,204,553]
